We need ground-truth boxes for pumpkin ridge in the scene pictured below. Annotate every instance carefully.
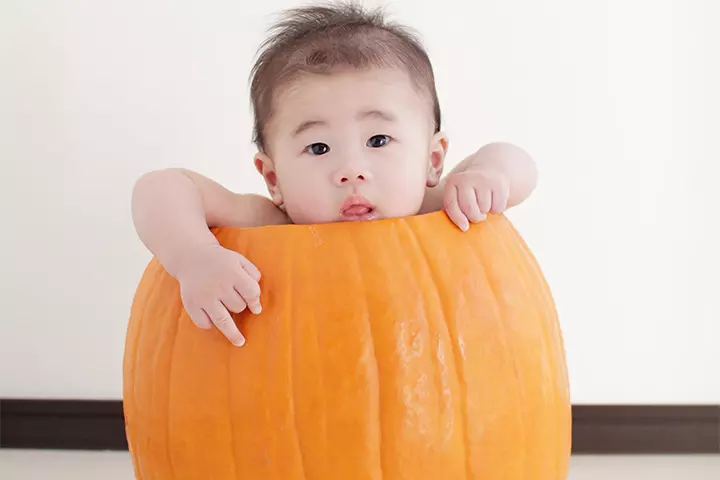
[347,228,384,480]
[165,276,183,480]
[470,221,528,477]
[492,219,555,475]
[221,230,244,479]
[227,330,241,480]
[125,261,160,480]
[140,265,175,479]
[499,221,566,370]
[454,219,512,476]
[492,221,570,478]
[403,219,469,479]
[506,222,571,399]
[287,243,308,480]
[493,220,557,476]
[309,256,329,478]
[267,301,282,476]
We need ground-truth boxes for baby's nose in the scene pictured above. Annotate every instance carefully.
[333,167,372,185]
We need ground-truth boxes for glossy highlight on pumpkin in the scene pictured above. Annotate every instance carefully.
[123,211,571,479]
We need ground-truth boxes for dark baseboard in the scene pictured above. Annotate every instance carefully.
[1,399,718,454]
[572,405,720,454]
[0,399,127,451]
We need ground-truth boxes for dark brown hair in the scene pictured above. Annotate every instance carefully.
[249,1,442,151]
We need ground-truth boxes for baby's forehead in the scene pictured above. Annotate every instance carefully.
[272,68,429,119]
[286,67,417,94]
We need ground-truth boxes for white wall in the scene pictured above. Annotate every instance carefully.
[1,0,718,403]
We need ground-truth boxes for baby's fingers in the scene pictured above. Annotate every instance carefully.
[220,289,247,314]
[239,256,262,282]
[204,301,245,347]
[458,185,485,223]
[489,182,510,214]
[242,292,262,315]
[444,184,470,231]
[186,305,213,329]
[234,273,262,315]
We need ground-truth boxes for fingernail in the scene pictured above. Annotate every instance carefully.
[233,337,245,347]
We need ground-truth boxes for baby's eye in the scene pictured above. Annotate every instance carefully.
[306,143,330,155]
[367,135,390,148]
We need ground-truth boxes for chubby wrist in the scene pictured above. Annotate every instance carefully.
[161,235,220,280]
[460,142,538,207]
[470,143,525,171]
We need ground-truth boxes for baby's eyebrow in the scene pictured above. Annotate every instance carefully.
[292,120,326,137]
[357,109,396,122]
[292,110,396,137]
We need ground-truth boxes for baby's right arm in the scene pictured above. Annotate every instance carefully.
[131,168,289,346]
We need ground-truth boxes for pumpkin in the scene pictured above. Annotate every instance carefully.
[123,211,571,480]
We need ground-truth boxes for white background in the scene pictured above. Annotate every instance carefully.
[1,0,718,404]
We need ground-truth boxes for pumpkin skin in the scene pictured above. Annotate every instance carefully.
[123,211,571,480]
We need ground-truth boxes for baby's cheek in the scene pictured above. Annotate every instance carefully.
[283,186,334,224]
[385,164,427,201]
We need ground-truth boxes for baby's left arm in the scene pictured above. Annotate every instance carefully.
[421,142,538,231]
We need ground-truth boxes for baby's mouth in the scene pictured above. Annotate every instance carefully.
[342,205,373,216]
[340,194,376,219]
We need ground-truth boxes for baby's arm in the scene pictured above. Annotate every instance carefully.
[421,142,538,226]
[131,168,288,346]
[131,168,287,276]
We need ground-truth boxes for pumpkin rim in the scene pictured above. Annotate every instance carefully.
[211,209,459,234]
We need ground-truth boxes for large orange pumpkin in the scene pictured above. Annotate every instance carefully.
[123,211,571,480]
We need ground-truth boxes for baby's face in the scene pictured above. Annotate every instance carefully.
[256,67,448,224]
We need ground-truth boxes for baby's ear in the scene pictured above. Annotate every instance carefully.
[254,152,284,208]
[426,132,449,187]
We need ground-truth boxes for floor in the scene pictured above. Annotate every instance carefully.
[1,450,719,479]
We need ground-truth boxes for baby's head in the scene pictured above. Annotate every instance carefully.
[250,3,449,224]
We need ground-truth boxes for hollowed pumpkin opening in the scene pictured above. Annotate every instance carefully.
[123,211,571,480]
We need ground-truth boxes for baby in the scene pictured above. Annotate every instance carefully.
[131,3,538,347]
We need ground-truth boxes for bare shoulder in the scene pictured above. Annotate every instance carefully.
[178,168,290,228]
[234,193,291,228]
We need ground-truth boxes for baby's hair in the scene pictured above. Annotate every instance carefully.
[249,1,441,151]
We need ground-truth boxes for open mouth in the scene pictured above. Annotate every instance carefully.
[342,204,374,216]
[341,195,376,219]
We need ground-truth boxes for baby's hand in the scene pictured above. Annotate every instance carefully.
[443,167,511,231]
[174,244,262,347]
